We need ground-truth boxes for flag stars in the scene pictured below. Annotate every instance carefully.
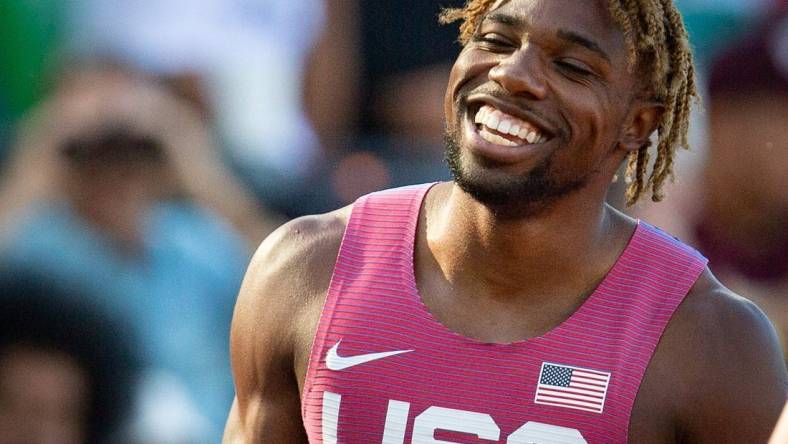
[540,365,572,386]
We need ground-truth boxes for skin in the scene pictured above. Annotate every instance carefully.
[0,347,89,444]
[64,157,167,255]
[224,0,788,442]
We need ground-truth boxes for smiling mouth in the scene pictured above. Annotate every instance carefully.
[471,104,551,147]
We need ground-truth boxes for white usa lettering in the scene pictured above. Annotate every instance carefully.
[321,391,588,443]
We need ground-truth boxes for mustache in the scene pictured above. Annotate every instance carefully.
[458,86,560,134]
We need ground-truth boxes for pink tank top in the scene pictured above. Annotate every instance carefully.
[302,184,707,444]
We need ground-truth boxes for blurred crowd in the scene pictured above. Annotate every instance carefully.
[0,0,785,443]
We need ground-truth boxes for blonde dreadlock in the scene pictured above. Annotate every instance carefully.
[440,0,698,205]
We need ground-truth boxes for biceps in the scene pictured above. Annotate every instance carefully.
[684,354,786,442]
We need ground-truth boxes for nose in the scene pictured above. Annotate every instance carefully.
[488,46,548,100]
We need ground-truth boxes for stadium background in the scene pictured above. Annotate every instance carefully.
[0,0,785,442]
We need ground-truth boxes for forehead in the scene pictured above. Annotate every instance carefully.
[485,0,626,56]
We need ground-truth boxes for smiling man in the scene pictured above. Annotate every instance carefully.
[223,1,788,443]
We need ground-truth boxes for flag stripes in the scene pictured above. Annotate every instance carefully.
[534,363,611,413]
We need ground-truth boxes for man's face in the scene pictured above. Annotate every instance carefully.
[0,347,89,444]
[63,155,166,250]
[444,0,639,217]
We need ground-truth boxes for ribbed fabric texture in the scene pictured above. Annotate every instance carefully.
[302,184,707,444]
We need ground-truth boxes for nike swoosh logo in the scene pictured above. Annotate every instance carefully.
[325,339,413,371]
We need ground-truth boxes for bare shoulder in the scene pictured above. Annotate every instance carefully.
[651,268,787,442]
[234,206,351,327]
[225,207,350,443]
[670,268,785,376]
[230,204,351,370]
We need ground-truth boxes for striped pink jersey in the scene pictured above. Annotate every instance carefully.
[302,184,707,443]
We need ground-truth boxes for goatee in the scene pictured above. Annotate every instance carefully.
[444,129,587,220]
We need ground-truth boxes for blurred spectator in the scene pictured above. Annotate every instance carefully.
[0,64,279,246]
[352,0,459,189]
[0,65,275,442]
[47,0,460,216]
[0,268,139,444]
[357,0,460,143]
[62,0,328,216]
[300,0,459,211]
[693,4,788,358]
[634,0,788,363]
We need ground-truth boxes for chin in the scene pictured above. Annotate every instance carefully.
[444,130,587,219]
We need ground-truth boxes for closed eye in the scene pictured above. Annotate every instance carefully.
[555,60,594,78]
[472,33,514,51]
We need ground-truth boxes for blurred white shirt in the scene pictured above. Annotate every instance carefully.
[66,0,325,178]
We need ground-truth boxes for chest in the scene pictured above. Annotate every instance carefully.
[293,187,704,442]
[416,281,592,345]
[297,296,683,444]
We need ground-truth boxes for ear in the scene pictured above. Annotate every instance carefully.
[618,100,664,152]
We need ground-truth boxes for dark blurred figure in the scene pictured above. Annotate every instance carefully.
[300,0,460,211]
[695,3,788,358]
[358,0,460,142]
[0,268,138,444]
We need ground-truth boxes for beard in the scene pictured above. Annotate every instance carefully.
[444,128,589,220]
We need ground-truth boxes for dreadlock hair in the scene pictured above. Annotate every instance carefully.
[440,0,698,205]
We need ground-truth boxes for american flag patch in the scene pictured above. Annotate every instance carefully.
[534,362,611,413]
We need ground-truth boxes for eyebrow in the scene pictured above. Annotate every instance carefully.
[556,29,611,63]
[483,13,612,63]
[484,13,520,28]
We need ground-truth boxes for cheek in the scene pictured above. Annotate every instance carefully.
[444,66,461,127]
[444,49,494,126]
[561,87,620,147]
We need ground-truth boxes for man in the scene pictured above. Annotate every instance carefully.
[224,0,788,442]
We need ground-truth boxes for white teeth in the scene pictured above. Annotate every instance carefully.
[487,113,500,130]
[473,104,550,146]
[475,109,485,124]
[480,128,519,146]
[475,106,493,124]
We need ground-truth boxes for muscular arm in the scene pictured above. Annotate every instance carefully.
[223,210,347,443]
[669,270,787,443]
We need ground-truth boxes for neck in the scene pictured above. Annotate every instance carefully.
[423,182,629,302]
